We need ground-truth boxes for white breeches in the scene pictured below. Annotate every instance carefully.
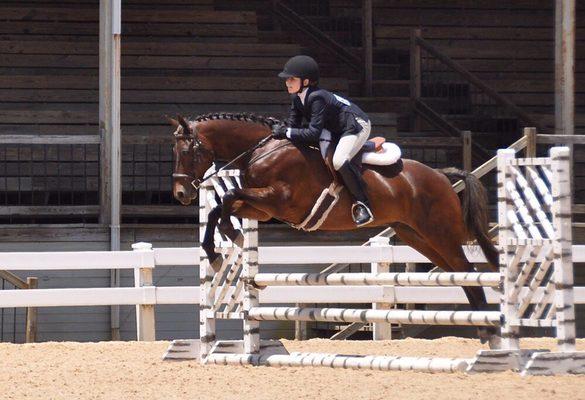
[319,118,371,171]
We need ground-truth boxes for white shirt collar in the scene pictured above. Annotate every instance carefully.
[298,87,309,105]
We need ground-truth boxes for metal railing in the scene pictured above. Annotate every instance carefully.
[410,30,546,152]
[271,0,362,73]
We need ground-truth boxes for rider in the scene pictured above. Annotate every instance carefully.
[272,55,374,227]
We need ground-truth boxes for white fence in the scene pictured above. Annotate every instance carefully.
[1,243,585,340]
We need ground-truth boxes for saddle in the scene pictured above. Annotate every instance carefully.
[366,136,387,152]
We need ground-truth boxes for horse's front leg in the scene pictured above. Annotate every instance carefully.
[202,205,223,271]
[218,186,286,246]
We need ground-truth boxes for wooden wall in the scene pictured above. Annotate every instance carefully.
[0,0,367,218]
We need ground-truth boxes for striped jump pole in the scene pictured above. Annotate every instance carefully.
[253,272,501,287]
[206,352,469,373]
[247,307,502,327]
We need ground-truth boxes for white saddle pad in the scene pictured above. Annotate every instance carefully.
[361,142,402,166]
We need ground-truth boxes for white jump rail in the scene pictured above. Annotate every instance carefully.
[1,243,584,339]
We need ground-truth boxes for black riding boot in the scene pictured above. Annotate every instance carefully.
[338,161,374,227]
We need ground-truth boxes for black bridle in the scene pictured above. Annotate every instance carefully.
[172,135,273,191]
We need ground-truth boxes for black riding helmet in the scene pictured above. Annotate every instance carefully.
[278,55,319,83]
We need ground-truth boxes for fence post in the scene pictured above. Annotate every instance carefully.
[404,263,417,311]
[25,277,38,343]
[369,236,392,340]
[524,127,537,158]
[410,29,422,132]
[242,217,260,354]
[462,130,472,171]
[132,242,156,341]
[497,149,520,351]
[550,146,575,352]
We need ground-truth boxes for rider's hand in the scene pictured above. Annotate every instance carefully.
[271,123,288,139]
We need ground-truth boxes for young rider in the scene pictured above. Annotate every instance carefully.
[271,55,374,227]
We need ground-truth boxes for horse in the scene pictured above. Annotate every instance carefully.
[170,112,501,346]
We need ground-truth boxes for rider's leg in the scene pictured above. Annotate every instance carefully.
[319,129,332,159]
[332,118,374,227]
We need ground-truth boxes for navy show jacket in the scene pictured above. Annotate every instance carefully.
[286,86,370,144]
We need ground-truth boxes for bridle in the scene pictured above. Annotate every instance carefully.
[172,134,274,191]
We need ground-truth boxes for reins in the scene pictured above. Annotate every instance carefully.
[174,135,285,191]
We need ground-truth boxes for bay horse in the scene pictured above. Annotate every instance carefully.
[170,112,500,346]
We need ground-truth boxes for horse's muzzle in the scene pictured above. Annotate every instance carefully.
[174,188,196,205]
[173,173,199,205]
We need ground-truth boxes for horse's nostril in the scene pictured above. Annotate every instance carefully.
[176,190,185,199]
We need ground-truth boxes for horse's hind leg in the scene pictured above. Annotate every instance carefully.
[395,223,491,310]
[393,223,451,271]
[410,221,501,347]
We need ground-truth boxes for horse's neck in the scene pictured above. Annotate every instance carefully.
[203,121,269,162]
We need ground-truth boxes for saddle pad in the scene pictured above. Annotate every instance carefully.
[361,142,401,166]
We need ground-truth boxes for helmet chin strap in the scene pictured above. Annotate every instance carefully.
[297,78,307,94]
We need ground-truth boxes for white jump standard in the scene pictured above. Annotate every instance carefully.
[171,147,584,375]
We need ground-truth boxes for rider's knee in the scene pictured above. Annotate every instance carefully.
[332,153,348,171]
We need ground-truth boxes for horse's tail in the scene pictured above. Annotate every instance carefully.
[440,168,499,271]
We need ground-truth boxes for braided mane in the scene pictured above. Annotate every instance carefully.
[193,112,282,128]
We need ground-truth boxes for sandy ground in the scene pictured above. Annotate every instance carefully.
[0,338,584,400]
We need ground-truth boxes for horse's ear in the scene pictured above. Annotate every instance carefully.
[166,115,180,129]
[177,115,194,137]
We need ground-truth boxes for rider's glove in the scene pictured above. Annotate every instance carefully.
[271,123,289,139]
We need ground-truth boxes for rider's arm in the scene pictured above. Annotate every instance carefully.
[286,95,325,142]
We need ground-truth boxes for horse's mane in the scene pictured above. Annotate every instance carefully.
[193,112,282,128]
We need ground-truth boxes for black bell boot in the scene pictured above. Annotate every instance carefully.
[338,161,375,227]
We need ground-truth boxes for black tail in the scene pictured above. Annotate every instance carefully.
[441,168,499,271]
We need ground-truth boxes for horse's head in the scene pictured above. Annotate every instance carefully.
[170,115,214,205]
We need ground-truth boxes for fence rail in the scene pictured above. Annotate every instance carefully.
[0,244,584,341]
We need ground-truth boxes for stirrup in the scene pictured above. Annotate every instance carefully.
[351,201,374,227]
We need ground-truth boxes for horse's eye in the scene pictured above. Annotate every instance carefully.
[181,149,189,156]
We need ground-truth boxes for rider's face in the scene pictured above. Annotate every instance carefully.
[285,77,308,94]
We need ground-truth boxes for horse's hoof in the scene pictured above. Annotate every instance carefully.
[232,232,244,248]
[478,327,502,349]
[488,334,502,350]
[210,255,224,273]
